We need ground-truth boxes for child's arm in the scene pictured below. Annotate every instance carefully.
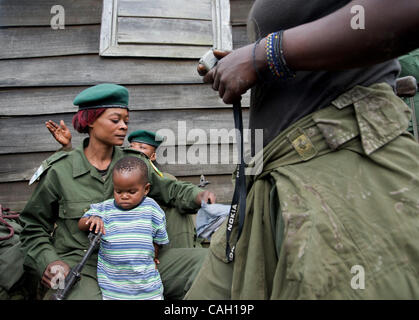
[78,216,106,235]
[153,242,161,268]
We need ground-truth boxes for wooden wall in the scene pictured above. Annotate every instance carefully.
[0,0,254,210]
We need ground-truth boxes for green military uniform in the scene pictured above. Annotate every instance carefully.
[186,83,419,299]
[20,84,207,300]
[0,213,24,299]
[128,130,198,249]
[399,49,419,136]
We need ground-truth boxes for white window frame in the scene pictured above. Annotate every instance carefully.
[99,0,232,58]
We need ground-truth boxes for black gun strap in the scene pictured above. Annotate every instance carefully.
[225,101,247,263]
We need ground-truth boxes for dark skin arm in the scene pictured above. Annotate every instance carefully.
[201,0,419,104]
[153,243,161,268]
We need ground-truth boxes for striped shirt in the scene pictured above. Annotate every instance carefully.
[82,197,169,300]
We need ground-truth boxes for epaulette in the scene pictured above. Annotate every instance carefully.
[29,151,69,185]
[149,159,163,177]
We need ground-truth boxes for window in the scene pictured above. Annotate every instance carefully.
[100,0,232,58]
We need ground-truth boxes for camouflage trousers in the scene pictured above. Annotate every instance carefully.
[185,83,419,299]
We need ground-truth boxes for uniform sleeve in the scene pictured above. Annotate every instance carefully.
[399,49,419,78]
[19,169,61,278]
[148,171,202,214]
[151,203,169,245]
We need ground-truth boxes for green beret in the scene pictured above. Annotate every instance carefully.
[73,83,129,110]
[128,130,163,148]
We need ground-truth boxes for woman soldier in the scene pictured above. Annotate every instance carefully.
[186,0,419,299]
[20,83,214,300]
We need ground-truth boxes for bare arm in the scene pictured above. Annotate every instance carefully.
[201,0,419,104]
[284,0,419,70]
[153,242,161,267]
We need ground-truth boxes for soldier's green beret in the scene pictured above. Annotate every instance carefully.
[73,83,129,110]
[128,130,163,148]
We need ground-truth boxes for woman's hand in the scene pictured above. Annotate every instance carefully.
[198,42,267,104]
[79,216,106,235]
[196,190,217,205]
[45,120,72,150]
[42,260,70,289]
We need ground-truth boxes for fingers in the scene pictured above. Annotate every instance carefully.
[197,190,217,205]
[212,50,231,59]
[60,120,68,131]
[85,216,105,235]
[222,88,243,105]
[203,68,216,84]
[207,191,216,204]
[42,261,70,289]
[197,64,208,76]
[45,120,58,133]
[41,272,53,288]
[212,68,220,91]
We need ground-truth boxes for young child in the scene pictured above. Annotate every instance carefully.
[128,129,162,162]
[78,156,169,300]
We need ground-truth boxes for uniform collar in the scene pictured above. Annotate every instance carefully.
[73,138,126,180]
[72,138,93,178]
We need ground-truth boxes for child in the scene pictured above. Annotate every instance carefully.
[128,129,162,162]
[128,129,166,178]
[78,156,169,300]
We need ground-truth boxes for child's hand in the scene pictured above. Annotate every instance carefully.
[154,258,160,269]
[84,216,105,235]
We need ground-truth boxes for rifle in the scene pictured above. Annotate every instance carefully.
[50,231,102,300]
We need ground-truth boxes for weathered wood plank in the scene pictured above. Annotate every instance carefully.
[117,17,213,46]
[0,174,233,211]
[0,0,102,27]
[100,43,212,59]
[0,144,241,183]
[0,25,100,59]
[232,25,250,49]
[0,181,35,212]
[0,85,250,116]
[0,109,250,154]
[178,175,233,204]
[0,153,53,183]
[230,0,254,25]
[118,0,212,21]
[0,55,203,87]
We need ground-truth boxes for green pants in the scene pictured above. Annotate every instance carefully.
[44,247,207,300]
[186,83,419,299]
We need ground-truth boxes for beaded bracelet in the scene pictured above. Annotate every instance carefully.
[265,30,296,80]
